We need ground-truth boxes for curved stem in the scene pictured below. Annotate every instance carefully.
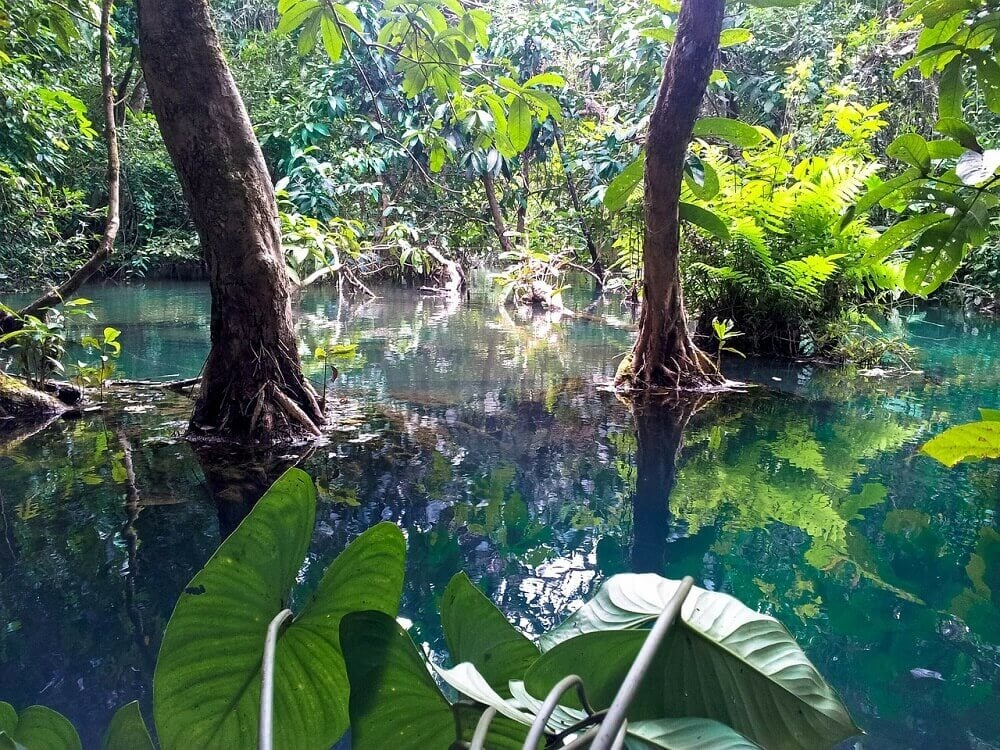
[259,608,294,750]
[523,675,595,750]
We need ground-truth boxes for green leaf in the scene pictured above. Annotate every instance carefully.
[533,574,858,750]
[0,706,80,750]
[976,57,1000,113]
[692,117,763,148]
[627,719,763,749]
[441,573,539,697]
[719,28,753,47]
[921,420,1000,467]
[980,408,1000,421]
[680,202,730,241]
[153,469,406,750]
[868,212,950,261]
[101,702,153,750]
[276,0,321,35]
[938,57,964,119]
[887,133,931,170]
[934,117,980,151]
[604,153,645,213]
[842,167,922,229]
[903,219,967,296]
[320,14,344,62]
[508,97,532,153]
[523,72,565,88]
[341,611,457,750]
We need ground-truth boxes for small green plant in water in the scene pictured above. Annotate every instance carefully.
[76,326,122,401]
[0,298,94,388]
[711,317,746,370]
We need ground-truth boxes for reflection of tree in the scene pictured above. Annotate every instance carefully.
[191,443,312,538]
[629,394,714,573]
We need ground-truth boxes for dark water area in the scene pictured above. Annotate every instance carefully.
[0,281,998,748]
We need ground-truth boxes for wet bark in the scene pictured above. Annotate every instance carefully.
[617,0,725,391]
[483,172,512,253]
[137,0,323,443]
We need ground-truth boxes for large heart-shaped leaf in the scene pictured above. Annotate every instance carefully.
[342,610,456,749]
[154,469,406,750]
[626,718,763,749]
[0,704,80,750]
[441,572,539,696]
[531,574,859,750]
[101,702,154,750]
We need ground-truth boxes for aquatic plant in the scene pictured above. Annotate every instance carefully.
[0,468,858,749]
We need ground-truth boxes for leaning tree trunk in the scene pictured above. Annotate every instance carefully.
[617,0,725,391]
[137,0,323,442]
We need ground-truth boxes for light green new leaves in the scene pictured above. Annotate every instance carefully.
[532,574,858,750]
[921,409,1000,467]
[441,572,539,697]
[0,703,81,750]
[101,702,154,750]
[153,469,406,750]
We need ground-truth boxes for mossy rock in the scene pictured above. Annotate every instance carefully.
[0,373,67,421]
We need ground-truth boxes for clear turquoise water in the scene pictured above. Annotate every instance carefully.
[0,281,997,748]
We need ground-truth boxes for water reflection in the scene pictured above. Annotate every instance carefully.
[0,283,997,747]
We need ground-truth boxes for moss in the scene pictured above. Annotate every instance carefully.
[0,373,66,421]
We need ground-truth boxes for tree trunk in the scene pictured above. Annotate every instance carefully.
[617,0,725,391]
[553,123,603,285]
[483,172,512,253]
[10,0,121,323]
[137,0,323,443]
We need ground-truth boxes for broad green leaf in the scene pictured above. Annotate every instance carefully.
[868,212,950,261]
[934,117,980,151]
[926,139,965,159]
[980,408,1000,421]
[921,420,1000,467]
[887,133,931,170]
[684,156,720,200]
[692,117,763,148]
[955,149,1000,185]
[977,57,1000,113]
[276,0,321,35]
[533,574,859,750]
[0,706,80,750]
[101,702,153,750]
[154,469,406,750]
[719,28,753,47]
[903,220,966,295]
[341,611,457,750]
[627,718,763,749]
[440,572,539,697]
[508,97,532,153]
[938,57,964,119]
[841,167,922,229]
[604,153,645,212]
[680,203,730,241]
[523,72,565,88]
[320,14,344,62]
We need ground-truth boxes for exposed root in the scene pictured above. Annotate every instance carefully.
[272,386,322,437]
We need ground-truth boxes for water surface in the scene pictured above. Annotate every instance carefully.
[0,281,997,748]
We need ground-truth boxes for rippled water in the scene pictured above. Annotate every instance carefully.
[0,281,997,748]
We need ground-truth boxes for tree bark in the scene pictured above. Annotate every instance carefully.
[617,0,725,391]
[137,0,323,443]
[10,0,121,323]
[483,172,512,253]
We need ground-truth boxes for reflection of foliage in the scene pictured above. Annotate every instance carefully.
[671,397,919,600]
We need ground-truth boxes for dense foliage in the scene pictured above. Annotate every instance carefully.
[1,0,998,351]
